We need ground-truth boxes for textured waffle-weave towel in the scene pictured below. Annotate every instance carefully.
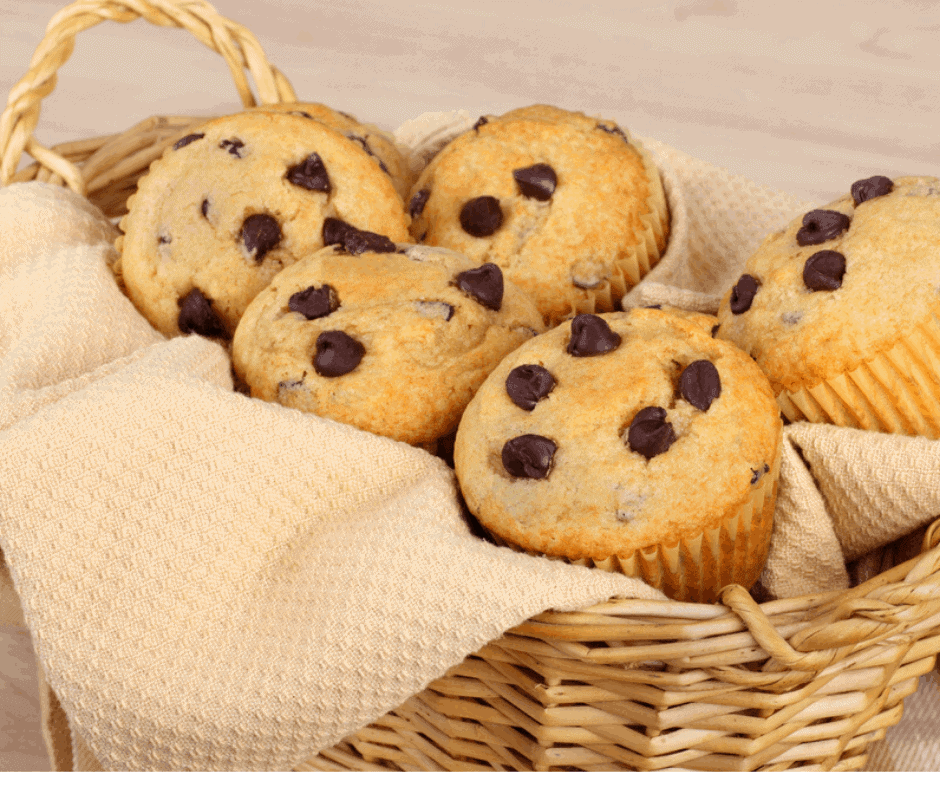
[1,111,938,770]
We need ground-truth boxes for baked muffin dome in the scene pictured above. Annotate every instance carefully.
[407,105,669,327]
[716,175,940,437]
[454,307,782,602]
[232,243,544,446]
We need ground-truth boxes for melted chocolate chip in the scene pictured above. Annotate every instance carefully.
[597,122,629,142]
[473,116,489,131]
[513,163,557,201]
[177,289,227,338]
[286,153,331,193]
[456,263,503,310]
[459,196,503,237]
[344,228,396,255]
[313,330,365,377]
[627,406,676,460]
[288,284,339,320]
[241,214,282,262]
[173,133,204,150]
[851,175,894,206]
[200,199,209,219]
[751,462,771,484]
[680,360,721,411]
[501,434,556,479]
[803,250,846,291]
[219,138,245,158]
[505,365,556,411]
[409,188,430,218]
[566,314,621,357]
[796,209,851,246]
[730,274,760,314]
[321,218,395,255]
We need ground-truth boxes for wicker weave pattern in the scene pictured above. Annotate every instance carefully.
[0,0,295,206]
[308,523,940,771]
[4,0,940,772]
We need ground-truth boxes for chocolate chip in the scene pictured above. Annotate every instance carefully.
[627,407,676,460]
[501,434,556,479]
[456,263,503,311]
[566,314,621,357]
[313,330,365,377]
[711,323,720,337]
[730,274,760,314]
[513,163,557,201]
[680,359,721,411]
[803,250,846,291]
[286,153,331,193]
[322,217,351,248]
[796,209,851,246]
[219,138,245,158]
[173,133,204,150]
[459,196,503,237]
[851,175,893,206]
[241,214,282,262]
[344,228,396,255]
[751,462,771,484]
[505,365,556,411]
[177,289,227,338]
[409,189,430,218]
[347,133,374,156]
[597,122,629,142]
[321,218,395,255]
[158,233,171,245]
[201,199,209,219]
[473,116,489,131]
[288,284,339,319]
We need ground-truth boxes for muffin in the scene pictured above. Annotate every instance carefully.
[716,175,940,437]
[232,243,544,447]
[116,110,411,340]
[454,307,782,603]
[406,105,669,326]
[244,101,412,201]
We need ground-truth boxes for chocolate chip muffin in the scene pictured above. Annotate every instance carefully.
[231,243,544,446]
[454,308,782,603]
[716,175,940,437]
[116,111,411,340]
[244,102,412,201]
[407,105,669,327]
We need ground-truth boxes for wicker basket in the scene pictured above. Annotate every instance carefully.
[4,0,940,773]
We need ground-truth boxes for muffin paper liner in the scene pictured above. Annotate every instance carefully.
[777,305,940,438]
[484,444,782,604]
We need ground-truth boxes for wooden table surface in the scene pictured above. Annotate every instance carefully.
[1,0,938,772]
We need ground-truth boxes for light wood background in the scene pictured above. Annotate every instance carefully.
[1,0,938,772]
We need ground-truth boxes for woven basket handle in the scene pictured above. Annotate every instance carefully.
[0,0,297,194]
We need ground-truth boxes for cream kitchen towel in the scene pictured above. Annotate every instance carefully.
[1,111,939,771]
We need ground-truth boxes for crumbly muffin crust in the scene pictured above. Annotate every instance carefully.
[454,308,781,561]
[232,244,544,445]
[716,175,940,395]
[407,105,669,326]
[118,111,411,339]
